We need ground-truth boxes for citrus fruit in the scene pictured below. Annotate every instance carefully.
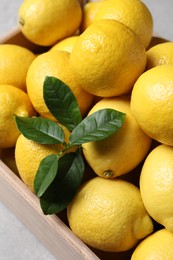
[50,36,79,53]
[67,177,153,252]
[18,0,82,46]
[146,42,173,69]
[15,126,77,192]
[0,85,36,148]
[82,96,152,178]
[131,229,173,260]
[26,50,94,120]
[80,1,103,32]
[93,0,153,48]
[140,144,173,232]
[130,64,173,146]
[69,19,146,97]
[0,44,35,91]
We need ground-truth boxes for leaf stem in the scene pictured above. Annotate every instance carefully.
[56,143,80,159]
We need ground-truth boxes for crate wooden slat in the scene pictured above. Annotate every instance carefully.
[0,160,100,260]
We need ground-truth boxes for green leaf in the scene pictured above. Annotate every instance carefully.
[39,152,85,214]
[34,154,59,197]
[15,115,65,144]
[69,108,126,145]
[43,76,82,131]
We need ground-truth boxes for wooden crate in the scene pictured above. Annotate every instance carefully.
[0,28,134,260]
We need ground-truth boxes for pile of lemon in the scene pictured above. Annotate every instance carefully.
[1,0,173,258]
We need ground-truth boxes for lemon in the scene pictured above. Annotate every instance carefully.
[67,177,153,252]
[146,42,173,69]
[131,229,173,260]
[26,50,94,120]
[82,96,152,178]
[140,144,173,232]
[0,44,35,91]
[130,64,173,146]
[18,0,82,46]
[93,0,153,48]
[15,126,77,192]
[80,1,103,32]
[0,85,36,148]
[69,19,146,97]
[50,36,79,53]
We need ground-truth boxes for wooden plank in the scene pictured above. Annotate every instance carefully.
[0,160,100,260]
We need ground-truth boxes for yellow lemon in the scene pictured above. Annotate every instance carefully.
[18,0,82,46]
[93,0,153,48]
[130,64,173,146]
[15,126,77,192]
[140,144,173,232]
[0,85,36,148]
[67,177,153,252]
[0,44,35,91]
[146,42,173,69]
[131,229,173,260]
[69,19,146,97]
[80,1,103,32]
[82,96,152,178]
[26,50,94,120]
[50,36,79,53]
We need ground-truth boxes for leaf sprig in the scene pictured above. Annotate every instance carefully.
[15,76,126,215]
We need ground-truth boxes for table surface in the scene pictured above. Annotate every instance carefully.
[0,0,173,259]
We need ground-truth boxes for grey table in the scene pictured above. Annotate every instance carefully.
[0,0,173,259]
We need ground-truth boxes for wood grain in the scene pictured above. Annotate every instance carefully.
[0,160,99,259]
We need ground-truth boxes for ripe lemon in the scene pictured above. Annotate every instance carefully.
[0,44,35,91]
[69,19,146,97]
[93,0,153,48]
[80,1,103,32]
[131,229,173,259]
[130,64,173,146]
[15,126,77,192]
[82,96,152,178]
[0,85,36,148]
[50,36,79,53]
[26,50,94,120]
[146,42,173,69]
[18,0,82,46]
[67,177,153,252]
[140,144,173,232]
